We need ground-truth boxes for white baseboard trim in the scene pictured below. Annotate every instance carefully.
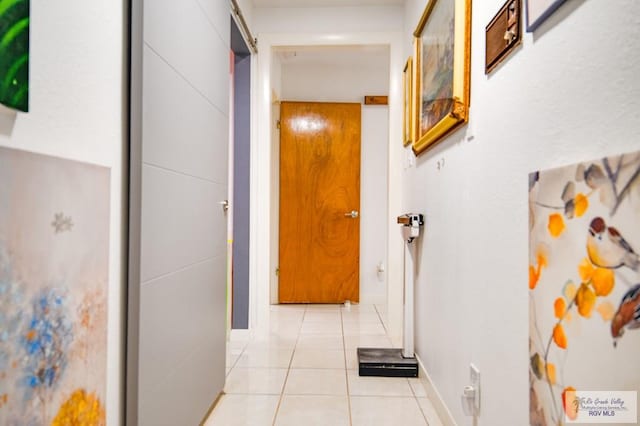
[229,328,253,341]
[415,353,458,426]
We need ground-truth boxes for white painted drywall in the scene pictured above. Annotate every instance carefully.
[269,51,282,305]
[280,52,389,103]
[0,1,124,423]
[280,57,390,303]
[254,5,404,34]
[402,0,640,424]
[360,106,390,303]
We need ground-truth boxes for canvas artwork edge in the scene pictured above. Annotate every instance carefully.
[0,0,30,112]
[528,149,640,425]
[0,146,110,425]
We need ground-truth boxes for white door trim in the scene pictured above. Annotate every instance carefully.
[250,31,405,344]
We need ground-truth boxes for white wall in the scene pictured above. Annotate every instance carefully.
[280,55,390,303]
[269,51,282,305]
[280,52,389,102]
[402,0,640,424]
[360,106,389,303]
[254,5,403,34]
[0,1,124,423]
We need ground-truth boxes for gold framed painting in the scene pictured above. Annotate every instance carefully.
[403,57,414,146]
[413,0,471,155]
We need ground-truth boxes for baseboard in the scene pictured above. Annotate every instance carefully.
[415,353,458,426]
[199,391,224,426]
[229,328,252,341]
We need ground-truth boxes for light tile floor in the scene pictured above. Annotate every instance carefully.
[204,304,444,426]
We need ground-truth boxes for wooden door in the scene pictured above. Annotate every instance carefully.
[279,101,361,303]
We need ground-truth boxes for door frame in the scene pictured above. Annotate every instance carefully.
[250,32,405,345]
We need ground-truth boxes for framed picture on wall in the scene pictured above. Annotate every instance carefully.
[403,57,414,146]
[412,0,471,155]
[0,0,29,112]
[525,0,567,32]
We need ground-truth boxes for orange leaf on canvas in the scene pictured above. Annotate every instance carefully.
[596,301,615,321]
[548,213,565,237]
[554,297,566,319]
[529,265,539,290]
[578,258,594,282]
[574,193,589,217]
[592,268,615,296]
[553,324,568,349]
[576,284,596,318]
[562,387,578,420]
[546,363,557,385]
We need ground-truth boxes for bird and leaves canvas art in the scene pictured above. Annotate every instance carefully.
[529,150,640,425]
[0,147,109,425]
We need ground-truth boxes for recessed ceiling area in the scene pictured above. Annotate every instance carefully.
[252,0,403,7]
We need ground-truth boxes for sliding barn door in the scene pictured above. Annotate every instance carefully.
[128,1,229,424]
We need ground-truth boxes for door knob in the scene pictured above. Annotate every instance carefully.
[344,210,359,218]
[219,200,229,212]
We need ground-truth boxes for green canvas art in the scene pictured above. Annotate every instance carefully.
[0,0,29,112]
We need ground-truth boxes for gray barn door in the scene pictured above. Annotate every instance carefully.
[128,0,229,424]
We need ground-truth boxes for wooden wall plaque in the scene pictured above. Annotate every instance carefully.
[485,0,521,74]
[364,96,388,105]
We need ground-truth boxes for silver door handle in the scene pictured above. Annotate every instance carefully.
[344,210,359,218]
[219,200,229,212]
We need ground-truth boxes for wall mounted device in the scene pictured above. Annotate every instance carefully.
[485,0,522,74]
[357,213,424,378]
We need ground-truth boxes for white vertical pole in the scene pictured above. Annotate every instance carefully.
[402,240,415,358]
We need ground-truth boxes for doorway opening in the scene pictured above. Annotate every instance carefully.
[230,16,251,330]
[271,45,390,310]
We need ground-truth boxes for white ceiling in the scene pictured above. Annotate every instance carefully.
[252,0,403,7]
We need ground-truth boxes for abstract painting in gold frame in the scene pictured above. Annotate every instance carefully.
[413,0,471,155]
[403,57,413,146]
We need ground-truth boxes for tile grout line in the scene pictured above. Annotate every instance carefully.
[373,303,389,336]
[225,338,248,377]
[376,302,430,426]
[341,306,354,426]
[271,305,307,426]
[217,305,439,425]
[410,376,431,426]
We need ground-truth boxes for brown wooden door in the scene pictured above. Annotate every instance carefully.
[279,101,361,303]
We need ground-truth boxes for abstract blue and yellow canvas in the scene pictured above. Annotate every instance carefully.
[0,147,110,424]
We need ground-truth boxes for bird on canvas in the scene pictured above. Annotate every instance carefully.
[587,217,640,271]
[611,284,640,348]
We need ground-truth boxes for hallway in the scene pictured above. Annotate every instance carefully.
[205,304,443,425]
